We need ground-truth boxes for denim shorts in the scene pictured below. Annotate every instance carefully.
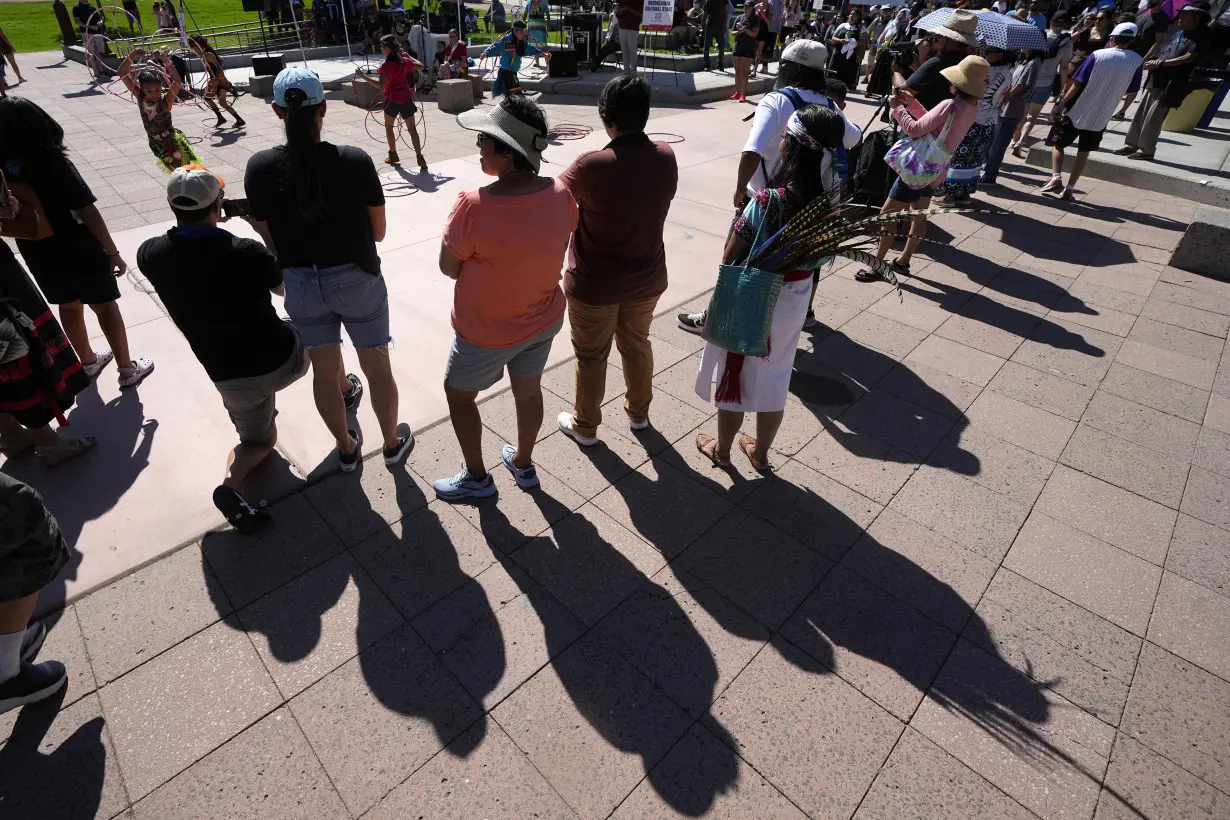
[282,263,391,350]
[213,324,310,445]
[1030,85,1052,105]
[889,177,935,204]
[446,314,563,392]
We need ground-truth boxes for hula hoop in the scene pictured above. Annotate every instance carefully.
[379,169,420,197]
[646,132,686,144]
[352,71,429,154]
[547,124,592,141]
[83,6,146,85]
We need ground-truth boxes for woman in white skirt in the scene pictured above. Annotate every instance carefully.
[695,104,848,472]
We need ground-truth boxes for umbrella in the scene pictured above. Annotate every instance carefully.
[915,8,1048,51]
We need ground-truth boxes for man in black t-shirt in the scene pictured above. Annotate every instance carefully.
[902,8,979,109]
[137,167,323,534]
[701,0,728,69]
[1118,2,1211,160]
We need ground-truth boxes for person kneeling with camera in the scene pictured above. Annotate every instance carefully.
[137,166,312,534]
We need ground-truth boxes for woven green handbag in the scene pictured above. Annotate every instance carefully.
[701,193,781,357]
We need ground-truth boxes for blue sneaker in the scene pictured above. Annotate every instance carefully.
[433,467,497,501]
[501,444,540,489]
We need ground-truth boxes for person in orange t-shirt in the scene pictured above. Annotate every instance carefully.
[435,95,578,502]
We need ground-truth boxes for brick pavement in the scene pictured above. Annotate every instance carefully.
[3,51,1230,820]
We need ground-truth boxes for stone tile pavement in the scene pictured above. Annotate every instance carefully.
[3,51,1230,820]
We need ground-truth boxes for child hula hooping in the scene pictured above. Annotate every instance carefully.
[188,35,245,129]
[119,49,201,172]
[357,34,428,171]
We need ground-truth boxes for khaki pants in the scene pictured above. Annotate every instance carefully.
[1125,87,1171,157]
[567,295,658,437]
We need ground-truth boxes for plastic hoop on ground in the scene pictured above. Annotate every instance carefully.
[646,132,685,143]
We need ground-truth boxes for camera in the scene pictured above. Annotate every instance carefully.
[221,198,252,219]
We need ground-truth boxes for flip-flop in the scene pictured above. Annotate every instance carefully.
[738,435,771,473]
[695,433,731,467]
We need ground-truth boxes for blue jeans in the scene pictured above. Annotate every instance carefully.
[282,263,390,349]
[981,116,1021,183]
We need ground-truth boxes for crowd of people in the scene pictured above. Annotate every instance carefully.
[2,0,1229,720]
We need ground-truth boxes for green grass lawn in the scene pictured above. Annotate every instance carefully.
[1,0,263,53]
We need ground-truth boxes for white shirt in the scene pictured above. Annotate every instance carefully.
[744,88,862,192]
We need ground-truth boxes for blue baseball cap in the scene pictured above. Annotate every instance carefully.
[273,66,325,108]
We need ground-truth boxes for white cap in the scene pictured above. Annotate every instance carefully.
[166,165,224,210]
[1110,21,1138,36]
[781,39,828,70]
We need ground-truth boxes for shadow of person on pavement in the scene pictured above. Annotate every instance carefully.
[2,388,156,616]
[200,464,493,758]
[471,489,740,818]
[576,433,1091,779]
[0,688,111,818]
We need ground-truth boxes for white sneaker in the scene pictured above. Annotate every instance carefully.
[629,418,650,431]
[557,412,599,446]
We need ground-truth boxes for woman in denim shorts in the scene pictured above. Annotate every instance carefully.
[245,67,414,473]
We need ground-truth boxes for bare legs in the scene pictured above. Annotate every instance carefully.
[732,56,749,98]
[710,408,785,465]
[383,114,426,169]
[871,197,928,267]
[59,300,136,369]
[3,51,21,83]
[355,345,400,450]
[222,440,276,492]
[508,373,544,469]
[1012,101,1045,148]
[0,593,37,637]
[444,383,485,478]
[307,344,358,457]
[0,414,56,447]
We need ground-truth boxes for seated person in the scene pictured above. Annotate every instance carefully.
[439,29,469,78]
[671,1,701,50]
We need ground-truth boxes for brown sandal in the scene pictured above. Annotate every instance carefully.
[738,435,771,473]
[695,433,731,467]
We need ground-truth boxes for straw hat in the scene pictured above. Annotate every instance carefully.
[940,55,991,97]
[930,8,981,47]
[457,103,550,172]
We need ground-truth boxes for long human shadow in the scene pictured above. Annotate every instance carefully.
[579,434,1113,788]
[0,687,110,818]
[472,491,740,817]
[200,463,496,758]
[2,388,156,616]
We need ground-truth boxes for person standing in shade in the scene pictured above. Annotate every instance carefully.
[245,68,413,474]
[434,95,577,501]
[556,76,678,448]
[981,47,1040,185]
[1042,23,1143,199]
[1115,3,1210,161]
[1113,0,1170,119]
[615,0,644,73]
[702,0,728,70]
[1027,0,1048,31]
[138,166,310,533]
[1010,13,1073,155]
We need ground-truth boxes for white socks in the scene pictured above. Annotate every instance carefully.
[0,629,23,682]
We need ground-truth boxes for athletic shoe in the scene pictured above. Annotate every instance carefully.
[677,311,706,334]
[82,349,114,379]
[1038,177,1064,196]
[501,443,540,489]
[20,621,46,664]
[35,431,96,467]
[342,373,364,411]
[557,412,599,446]
[117,356,155,388]
[433,466,497,501]
[212,485,271,534]
[383,429,415,467]
[385,152,400,164]
[629,418,650,431]
[340,429,360,473]
[0,660,67,715]
[802,310,818,329]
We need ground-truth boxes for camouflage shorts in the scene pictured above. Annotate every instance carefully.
[0,473,69,602]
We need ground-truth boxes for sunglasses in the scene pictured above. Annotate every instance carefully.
[476,133,497,147]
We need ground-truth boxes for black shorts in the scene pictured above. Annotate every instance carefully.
[383,99,418,119]
[20,245,120,306]
[1055,117,1103,153]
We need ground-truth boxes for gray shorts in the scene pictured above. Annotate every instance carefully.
[282,263,391,350]
[214,326,310,445]
[446,314,563,392]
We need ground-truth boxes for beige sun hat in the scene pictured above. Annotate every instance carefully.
[940,55,991,98]
[457,103,550,173]
[929,8,981,47]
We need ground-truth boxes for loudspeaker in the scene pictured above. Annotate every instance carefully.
[548,49,579,77]
[251,54,285,76]
[241,0,271,12]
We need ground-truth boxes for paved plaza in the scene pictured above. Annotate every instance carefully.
[2,50,1230,820]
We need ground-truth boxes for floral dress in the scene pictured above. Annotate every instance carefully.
[139,96,199,172]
